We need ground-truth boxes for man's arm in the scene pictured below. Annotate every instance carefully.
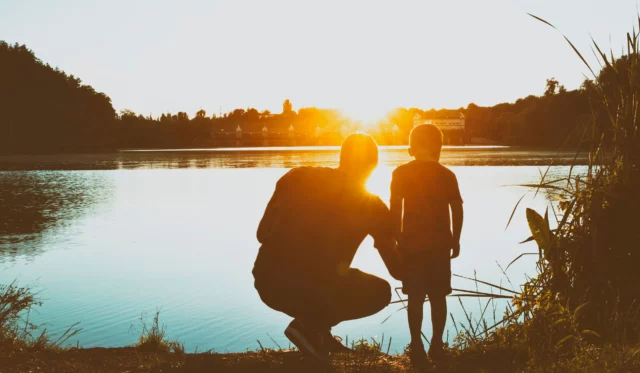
[390,196,403,241]
[450,201,464,258]
[377,241,404,281]
[389,170,403,240]
[256,192,281,244]
[370,197,404,281]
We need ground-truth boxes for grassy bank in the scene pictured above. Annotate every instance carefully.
[2,342,640,373]
[4,280,637,372]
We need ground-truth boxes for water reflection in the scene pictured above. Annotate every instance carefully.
[0,171,114,261]
[0,148,588,352]
[0,146,588,171]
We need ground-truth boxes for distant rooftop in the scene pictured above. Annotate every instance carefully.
[414,111,464,120]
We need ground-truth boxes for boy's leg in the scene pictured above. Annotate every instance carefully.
[407,292,429,370]
[407,292,426,346]
[429,294,447,348]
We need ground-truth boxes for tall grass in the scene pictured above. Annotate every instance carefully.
[134,310,185,355]
[519,12,639,341]
[450,14,640,366]
[0,281,81,354]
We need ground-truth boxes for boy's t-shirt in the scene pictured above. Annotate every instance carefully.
[391,160,462,253]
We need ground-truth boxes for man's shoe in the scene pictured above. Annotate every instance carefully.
[322,332,352,353]
[408,343,430,372]
[284,319,328,362]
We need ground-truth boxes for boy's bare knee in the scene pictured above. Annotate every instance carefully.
[429,294,447,305]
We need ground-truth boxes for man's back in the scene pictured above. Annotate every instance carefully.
[391,160,462,252]
[254,166,391,280]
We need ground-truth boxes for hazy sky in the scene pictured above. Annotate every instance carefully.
[1,0,636,120]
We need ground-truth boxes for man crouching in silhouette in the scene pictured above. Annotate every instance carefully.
[253,133,403,362]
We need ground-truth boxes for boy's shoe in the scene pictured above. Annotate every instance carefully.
[408,343,430,372]
[427,342,446,363]
[322,332,352,353]
[284,319,328,362]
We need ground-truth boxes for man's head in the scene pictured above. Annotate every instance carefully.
[339,133,379,185]
[409,124,443,161]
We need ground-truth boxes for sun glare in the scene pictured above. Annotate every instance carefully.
[341,105,392,129]
[365,166,388,198]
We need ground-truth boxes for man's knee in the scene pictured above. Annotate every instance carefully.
[370,278,392,312]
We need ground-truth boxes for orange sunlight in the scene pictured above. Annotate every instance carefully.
[341,105,393,130]
[365,165,388,198]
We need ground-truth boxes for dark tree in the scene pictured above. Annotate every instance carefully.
[0,41,116,153]
[282,99,293,114]
[545,78,559,96]
[195,109,207,119]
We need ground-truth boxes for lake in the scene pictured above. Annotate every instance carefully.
[0,146,586,353]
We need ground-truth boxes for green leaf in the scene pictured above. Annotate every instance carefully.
[527,13,596,78]
[544,207,549,227]
[505,194,526,231]
[573,302,589,319]
[512,184,571,193]
[526,208,553,251]
[557,199,577,233]
[527,13,556,29]
[506,253,539,271]
[519,235,535,244]
[557,335,575,347]
[582,330,601,338]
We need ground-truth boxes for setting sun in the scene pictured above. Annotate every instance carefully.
[340,105,393,130]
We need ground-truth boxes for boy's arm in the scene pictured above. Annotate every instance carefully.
[450,201,464,258]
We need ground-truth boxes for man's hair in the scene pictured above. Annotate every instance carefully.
[410,124,443,157]
[340,133,379,170]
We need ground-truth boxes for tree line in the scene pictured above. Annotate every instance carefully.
[0,41,630,153]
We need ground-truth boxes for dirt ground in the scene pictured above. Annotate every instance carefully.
[0,348,416,373]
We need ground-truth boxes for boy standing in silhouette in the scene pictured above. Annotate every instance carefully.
[390,124,464,369]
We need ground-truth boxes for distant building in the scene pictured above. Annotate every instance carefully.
[412,111,466,145]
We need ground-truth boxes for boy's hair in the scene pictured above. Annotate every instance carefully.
[340,133,379,170]
[409,124,443,157]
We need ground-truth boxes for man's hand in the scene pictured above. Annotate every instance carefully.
[379,245,405,281]
[451,242,460,259]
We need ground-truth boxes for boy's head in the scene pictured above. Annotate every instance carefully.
[339,133,379,185]
[409,124,443,161]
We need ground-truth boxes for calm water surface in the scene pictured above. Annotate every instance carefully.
[0,147,585,353]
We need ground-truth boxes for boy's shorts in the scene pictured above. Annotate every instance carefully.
[401,248,452,297]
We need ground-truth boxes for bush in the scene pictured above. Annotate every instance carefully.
[0,281,80,354]
[134,311,184,355]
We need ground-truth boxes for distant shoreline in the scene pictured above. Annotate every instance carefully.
[0,147,590,172]
[1,144,574,156]
[117,145,512,152]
